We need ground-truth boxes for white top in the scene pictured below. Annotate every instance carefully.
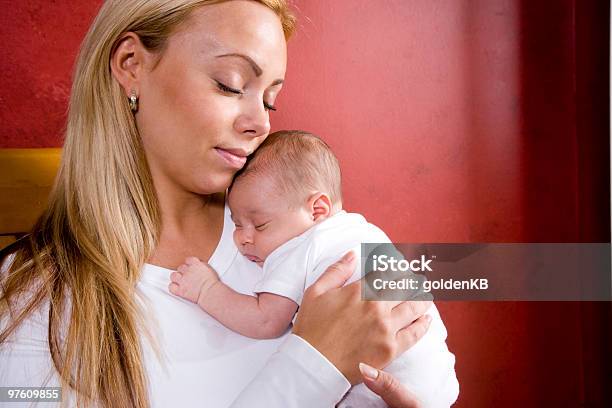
[0,206,458,407]
[254,210,460,407]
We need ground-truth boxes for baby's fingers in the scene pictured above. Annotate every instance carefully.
[185,256,200,265]
[170,271,183,283]
[177,264,188,273]
[168,282,181,295]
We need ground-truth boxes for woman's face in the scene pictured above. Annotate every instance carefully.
[136,1,287,195]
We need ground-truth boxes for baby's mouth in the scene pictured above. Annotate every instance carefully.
[244,254,263,264]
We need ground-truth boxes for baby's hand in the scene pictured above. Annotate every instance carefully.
[169,257,220,305]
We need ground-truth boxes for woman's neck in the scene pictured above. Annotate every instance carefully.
[148,176,226,269]
[158,189,222,231]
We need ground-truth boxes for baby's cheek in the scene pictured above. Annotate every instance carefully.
[232,231,241,250]
[257,241,271,259]
[261,234,284,259]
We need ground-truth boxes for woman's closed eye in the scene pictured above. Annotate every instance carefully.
[215,80,242,95]
[263,101,276,112]
[215,80,276,111]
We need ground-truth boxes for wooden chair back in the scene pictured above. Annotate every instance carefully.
[0,148,61,250]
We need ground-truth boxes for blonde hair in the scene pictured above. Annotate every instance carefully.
[233,130,343,207]
[0,1,295,407]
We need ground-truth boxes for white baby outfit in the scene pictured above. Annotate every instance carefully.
[254,210,459,407]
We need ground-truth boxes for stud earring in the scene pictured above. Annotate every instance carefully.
[129,90,138,113]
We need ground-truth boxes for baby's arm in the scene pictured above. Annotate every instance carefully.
[168,257,298,339]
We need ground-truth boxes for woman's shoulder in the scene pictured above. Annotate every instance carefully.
[0,293,60,389]
[0,238,62,388]
[1,246,54,361]
[0,237,27,272]
[1,237,54,338]
[0,252,15,275]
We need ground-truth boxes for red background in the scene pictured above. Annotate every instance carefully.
[0,0,610,406]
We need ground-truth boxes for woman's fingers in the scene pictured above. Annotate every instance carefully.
[390,300,432,328]
[396,314,432,351]
[304,251,356,298]
[359,363,422,408]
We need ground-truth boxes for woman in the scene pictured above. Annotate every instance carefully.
[0,1,458,407]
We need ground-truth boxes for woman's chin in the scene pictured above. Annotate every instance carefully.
[190,172,235,195]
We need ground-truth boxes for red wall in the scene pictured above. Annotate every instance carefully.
[1,1,610,406]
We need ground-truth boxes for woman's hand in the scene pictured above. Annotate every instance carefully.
[359,363,422,408]
[292,251,432,385]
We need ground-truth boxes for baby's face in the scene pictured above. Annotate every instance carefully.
[228,175,315,267]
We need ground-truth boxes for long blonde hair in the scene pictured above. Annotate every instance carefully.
[0,1,295,407]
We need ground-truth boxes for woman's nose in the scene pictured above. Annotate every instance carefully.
[233,99,271,138]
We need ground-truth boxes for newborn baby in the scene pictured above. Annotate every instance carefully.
[169,130,451,407]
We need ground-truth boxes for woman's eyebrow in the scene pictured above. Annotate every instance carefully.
[215,53,284,86]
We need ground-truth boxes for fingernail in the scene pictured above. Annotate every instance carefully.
[359,362,379,380]
[342,251,355,262]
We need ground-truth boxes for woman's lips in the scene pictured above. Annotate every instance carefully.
[215,147,247,168]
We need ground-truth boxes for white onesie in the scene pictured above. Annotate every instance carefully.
[253,211,459,408]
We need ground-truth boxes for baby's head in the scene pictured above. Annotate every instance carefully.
[228,130,342,266]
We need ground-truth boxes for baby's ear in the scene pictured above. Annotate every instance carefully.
[308,192,332,221]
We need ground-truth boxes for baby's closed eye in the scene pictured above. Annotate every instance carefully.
[255,222,269,231]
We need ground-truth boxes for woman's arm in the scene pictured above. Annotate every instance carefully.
[0,297,72,405]
[231,252,434,407]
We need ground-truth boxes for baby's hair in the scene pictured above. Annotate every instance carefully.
[233,130,342,207]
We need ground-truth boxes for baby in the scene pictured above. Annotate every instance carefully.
[169,130,447,407]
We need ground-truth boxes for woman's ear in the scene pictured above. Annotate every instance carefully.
[110,32,148,97]
[308,193,332,222]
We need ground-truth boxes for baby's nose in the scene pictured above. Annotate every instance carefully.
[239,230,254,245]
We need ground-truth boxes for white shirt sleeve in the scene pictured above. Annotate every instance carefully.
[0,300,70,407]
[230,334,351,407]
[253,234,312,304]
[1,314,351,408]
[0,254,74,406]
[1,255,352,408]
